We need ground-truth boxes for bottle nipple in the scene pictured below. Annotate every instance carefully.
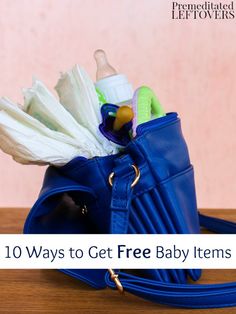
[94,49,117,81]
[113,106,134,131]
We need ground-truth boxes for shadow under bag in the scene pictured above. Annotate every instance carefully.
[24,112,236,309]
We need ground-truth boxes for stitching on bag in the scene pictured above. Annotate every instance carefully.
[96,158,112,191]
[60,154,116,175]
[157,165,193,186]
[112,176,132,210]
[111,170,133,233]
[132,119,179,146]
[131,166,193,199]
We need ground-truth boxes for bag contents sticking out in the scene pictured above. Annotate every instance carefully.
[0,97,80,147]
[23,78,106,156]
[94,49,133,106]
[55,65,118,155]
[132,86,165,136]
[0,110,81,166]
[0,71,122,166]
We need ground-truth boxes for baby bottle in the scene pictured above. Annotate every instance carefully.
[94,49,133,106]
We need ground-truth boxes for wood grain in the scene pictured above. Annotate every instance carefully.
[0,208,235,314]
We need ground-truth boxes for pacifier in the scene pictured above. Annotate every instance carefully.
[99,104,134,146]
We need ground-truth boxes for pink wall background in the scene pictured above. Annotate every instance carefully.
[0,0,235,208]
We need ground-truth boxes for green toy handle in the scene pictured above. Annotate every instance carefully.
[132,86,165,135]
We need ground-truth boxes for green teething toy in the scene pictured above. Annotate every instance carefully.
[132,86,165,134]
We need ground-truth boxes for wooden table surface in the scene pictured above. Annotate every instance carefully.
[0,208,235,314]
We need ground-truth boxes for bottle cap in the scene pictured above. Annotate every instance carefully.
[95,74,133,105]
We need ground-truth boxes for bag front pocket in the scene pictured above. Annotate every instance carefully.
[158,166,199,234]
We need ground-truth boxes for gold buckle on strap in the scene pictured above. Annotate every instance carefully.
[108,269,124,294]
[108,164,140,188]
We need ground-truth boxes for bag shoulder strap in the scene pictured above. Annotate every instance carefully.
[106,213,236,309]
[199,213,236,234]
